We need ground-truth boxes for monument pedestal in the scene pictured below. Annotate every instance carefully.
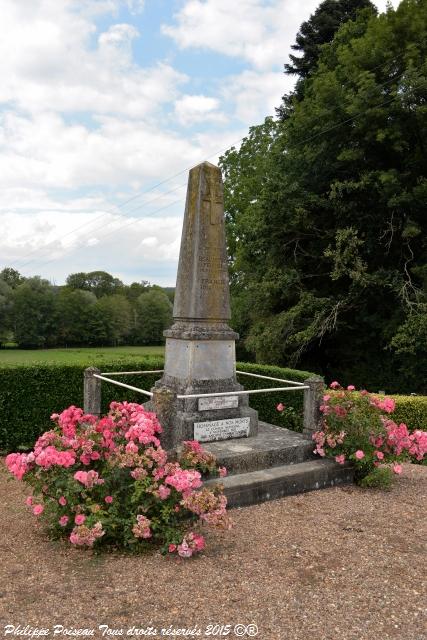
[152,329,258,449]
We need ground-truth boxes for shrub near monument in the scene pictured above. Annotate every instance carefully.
[310,382,427,488]
[5,402,231,556]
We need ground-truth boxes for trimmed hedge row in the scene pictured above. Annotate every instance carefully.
[1,357,425,452]
[0,358,314,451]
[0,357,164,452]
[389,394,427,431]
[235,362,314,430]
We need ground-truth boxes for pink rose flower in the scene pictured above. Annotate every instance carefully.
[158,485,171,500]
[330,381,340,389]
[392,463,403,475]
[355,450,365,460]
[219,466,227,478]
[276,403,285,412]
[335,454,345,464]
[33,504,44,516]
[177,542,192,558]
[25,496,33,507]
[58,496,67,506]
[168,544,177,553]
[347,385,356,391]
[75,514,86,525]
[59,516,69,527]
[104,495,113,504]
[374,451,384,460]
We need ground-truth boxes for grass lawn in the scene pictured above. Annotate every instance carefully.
[0,345,165,366]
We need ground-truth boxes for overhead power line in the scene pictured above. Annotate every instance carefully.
[8,48,414,275]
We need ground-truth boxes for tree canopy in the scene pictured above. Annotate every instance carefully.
[0,269,174,348]
[220,0,427,393]
[278,0,376,119]
[285,0,376,79]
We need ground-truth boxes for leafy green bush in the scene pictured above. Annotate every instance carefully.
[359,467,394,490]
[391,395,427,431]
[0,358,314,451]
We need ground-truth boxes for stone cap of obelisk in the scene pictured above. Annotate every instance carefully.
[164,161,238,341]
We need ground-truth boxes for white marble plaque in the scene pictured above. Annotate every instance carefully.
[198,395,239,411]
[194,417,250,442]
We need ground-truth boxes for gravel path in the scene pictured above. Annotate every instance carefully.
[0,461,426,640]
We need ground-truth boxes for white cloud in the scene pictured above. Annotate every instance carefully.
[163,0,401,70]
[162,0,321,70]
[125,0,145,14]
[0,111,209,190]
[98,22,139,47]
[140,237,159,247]
[0,1,186,118]
[174,94,227,126]
[222,70,293,122]
[0,208,184,285]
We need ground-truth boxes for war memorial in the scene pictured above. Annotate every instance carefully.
[85,161,353,506]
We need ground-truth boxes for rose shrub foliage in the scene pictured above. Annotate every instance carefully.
[5,402,231,557]
[312,383,427,486]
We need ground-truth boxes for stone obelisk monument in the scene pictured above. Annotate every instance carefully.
[151,161,258,450]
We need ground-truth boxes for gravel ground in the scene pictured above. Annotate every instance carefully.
[0,461,426,640]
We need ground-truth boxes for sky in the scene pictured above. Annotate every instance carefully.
[0,0,399,287]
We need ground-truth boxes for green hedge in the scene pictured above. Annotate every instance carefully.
[389,394,427,431]
[235,362,314,430]
[1,357,425,452]
[0,358,314,451]
[0,357,164,452]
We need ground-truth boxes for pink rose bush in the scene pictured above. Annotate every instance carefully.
[276,402,303,432]
[312,382,427,486]
[5,402,230,557]
[178,440,225,477]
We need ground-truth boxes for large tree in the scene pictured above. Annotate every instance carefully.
[133,290,173,345]
[0,267,24,289]
[66,271,124,298]
[285,0,376,78]
[0,278,13,344]
[220,0,427,393]
[56,289,97,345]
[95,294,133,345]
[13,277,58,348]
[278,0,376,119]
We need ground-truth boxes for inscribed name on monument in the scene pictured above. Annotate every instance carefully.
[194,417,250,442]
[198,395,239,411]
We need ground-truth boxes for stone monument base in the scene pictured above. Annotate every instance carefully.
[203,422,354,508]
[148,372,258,450]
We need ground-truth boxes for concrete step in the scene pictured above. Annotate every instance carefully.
[205,458,354,508]
[203,421,314,475]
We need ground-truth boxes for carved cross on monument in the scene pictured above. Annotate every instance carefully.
[203,171,223,225]
[149,161,258,451]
